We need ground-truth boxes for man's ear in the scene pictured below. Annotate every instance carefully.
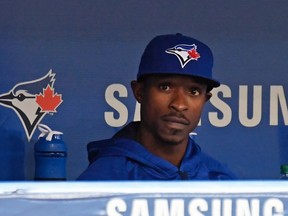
[206,92,212,101]
[131,80,144,103]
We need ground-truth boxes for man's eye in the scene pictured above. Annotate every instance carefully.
[159,85,170,91]
[190,89,200,96]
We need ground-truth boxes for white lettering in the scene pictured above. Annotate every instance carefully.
[131,199,149,216]
[188,198,208,216]
[236,199,259,216]
[239,85,262,127]
[212,199,221,216]
[270,86,288,125]
[104,84,128,127]
[104,84,287,127]
[263,198,284,216]
[209,84,232,127]
[105,198,286,216]
[133,101,141,122]
[154,199,184,216]
[223,199,233,216]
[106,198,126,216]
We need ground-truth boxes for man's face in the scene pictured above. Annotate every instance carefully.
[132,74,211,146]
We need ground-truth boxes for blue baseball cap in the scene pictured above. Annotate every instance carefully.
[137,33,220,88]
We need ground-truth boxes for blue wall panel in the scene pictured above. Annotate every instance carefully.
[0,1,287,180]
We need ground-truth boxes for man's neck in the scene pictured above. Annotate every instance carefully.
[137,125,188,167]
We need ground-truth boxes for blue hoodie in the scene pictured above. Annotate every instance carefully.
[77,122,236,180]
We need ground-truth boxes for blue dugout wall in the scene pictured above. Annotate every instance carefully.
[0,1,287,180]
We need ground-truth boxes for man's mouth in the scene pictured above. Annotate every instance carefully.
[162,115,190,126]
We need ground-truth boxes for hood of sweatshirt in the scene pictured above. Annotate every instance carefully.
[86,122,236,180]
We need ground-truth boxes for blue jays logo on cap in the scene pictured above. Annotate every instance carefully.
[165,44,201,68]
[137,33,220,88]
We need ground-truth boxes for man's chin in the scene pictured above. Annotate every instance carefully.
[160,134,188,146]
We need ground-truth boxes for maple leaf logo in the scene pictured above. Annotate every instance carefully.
[165,44,201,68]
[36,85,63,112]
[188,48,200,60]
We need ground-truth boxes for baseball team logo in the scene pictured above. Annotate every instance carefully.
[0,70,63,141]
[165,44,200,68]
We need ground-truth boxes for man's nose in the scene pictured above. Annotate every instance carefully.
[169,89,188,112]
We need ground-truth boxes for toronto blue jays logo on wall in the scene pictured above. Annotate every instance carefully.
[165,44,200,68]
[0,70,63,141]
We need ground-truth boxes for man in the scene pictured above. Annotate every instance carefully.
[78,33,236,180]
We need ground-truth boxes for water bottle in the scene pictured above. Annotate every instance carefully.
[280,164,288,180]
[34,124,67,180]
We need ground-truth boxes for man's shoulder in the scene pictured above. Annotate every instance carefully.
[77,155,129,180]
[199,152,237,179]
[188,141,237,179]
[87,139,114,163]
